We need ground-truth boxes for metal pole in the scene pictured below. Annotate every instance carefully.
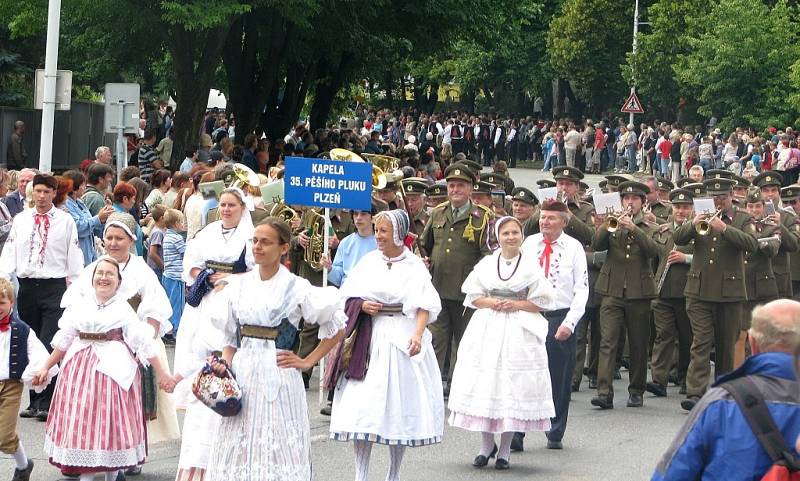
[319,208,331,405]
[39,0,62,173]
[629,0,640,127]
[116,101,126,181]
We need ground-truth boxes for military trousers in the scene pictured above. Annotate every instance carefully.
[296,322,320,382]
[650,297,693,387]
[429,298,474,382]
[684,298,741,398]
[597,296,651,399]
[573,306,600,385]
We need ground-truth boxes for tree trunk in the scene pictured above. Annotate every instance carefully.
[412,77,425,111]
[310,54,352,130]
[399,75,407,107]
[426,82,439,113]
[561,79,583,119]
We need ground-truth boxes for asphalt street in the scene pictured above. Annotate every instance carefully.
[1,166,686,481]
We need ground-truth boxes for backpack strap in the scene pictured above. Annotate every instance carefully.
[721,376,800,471]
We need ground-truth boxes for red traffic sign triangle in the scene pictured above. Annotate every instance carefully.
[621,91,644,114]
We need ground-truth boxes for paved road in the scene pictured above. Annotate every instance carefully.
[1,167,687,481]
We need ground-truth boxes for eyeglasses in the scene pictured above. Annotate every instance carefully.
[94,270,118,279]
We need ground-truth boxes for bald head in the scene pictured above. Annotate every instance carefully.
[749,299,800,354]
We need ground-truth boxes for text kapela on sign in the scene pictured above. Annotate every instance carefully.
[311,163,345,175]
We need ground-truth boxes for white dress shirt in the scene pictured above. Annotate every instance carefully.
[0,327,54,382]
[0,205,83,280]
[521,232,588,332]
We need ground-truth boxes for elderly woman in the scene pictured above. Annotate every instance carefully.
[60,213,179,476]
[202,218,346,481]
[62,170,114,266]
[448,216,556,470]
[172,187,254,481]
[329,209,443,481]
[33,257,174,481]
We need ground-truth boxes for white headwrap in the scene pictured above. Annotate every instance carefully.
[104,216,136,240]
[375,209,410,247]
[494,215,522,243]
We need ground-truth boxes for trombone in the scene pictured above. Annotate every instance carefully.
[606,206,632,233]
[697,209,722,236]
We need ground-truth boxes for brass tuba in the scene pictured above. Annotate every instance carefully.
[363,153,403,189]
[327,148,390,189]
[269,199,300,225]
[230,163,261,190]
[301,207,326,271]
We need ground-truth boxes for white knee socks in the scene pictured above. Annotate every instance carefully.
[12,441,28,470]
[354,440,372,481]
[480,432,496,456]
[104,471,119,481]
[498,432,514,460]
[385,445,406,481]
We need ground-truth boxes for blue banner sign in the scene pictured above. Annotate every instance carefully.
[284,156,373,211]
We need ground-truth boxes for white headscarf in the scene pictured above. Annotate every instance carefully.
[375,209,410,247]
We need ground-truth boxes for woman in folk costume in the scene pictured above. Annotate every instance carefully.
[61,212,179,466]
[447,216,556,470]
[33,257,174,481]
[172,187,255,481]
[329,209,443,481]
[202,217,346,481]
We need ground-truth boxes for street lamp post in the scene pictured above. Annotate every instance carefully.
[39,0,61,173]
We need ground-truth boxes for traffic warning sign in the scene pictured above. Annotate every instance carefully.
[621,91,644,114]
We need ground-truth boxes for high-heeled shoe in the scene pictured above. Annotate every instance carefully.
[472,444,498,468]
[495,458,510,470]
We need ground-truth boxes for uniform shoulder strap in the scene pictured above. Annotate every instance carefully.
[721,376,800,471]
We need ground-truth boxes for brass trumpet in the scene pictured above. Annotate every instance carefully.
[697,209,722,236]
[327,148,389,190]
[607,206,632,233]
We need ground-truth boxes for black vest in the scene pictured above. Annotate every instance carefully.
[8,315,30,380]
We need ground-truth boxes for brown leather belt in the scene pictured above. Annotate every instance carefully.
[78,328,124,341]
[240,324,280,340]
[377,303,403,314]
[206,261,235,273]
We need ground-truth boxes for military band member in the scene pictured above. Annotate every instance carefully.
[471,181,495,209]
[376,178,401,210]
[481,171,513,196]
[481,172,512,215]
[573,212,605,391]
[460,159,484,179]
[524,168,594,246]
[604,174,634,194]
[675,177,693,189]
[401,179,430,234]
[590,181,659,409]
[643,176,670,222]
[646,188,695,398]
[732,174,751,208]
[673,178,757,411]
[598,179,608,194]
[783,186,800,301]
[752,171,800,298]
[420,163,493,390]
[536,179,556,190]
[425,183,447,208]
[738,188,781,367]
[511,187,538,226]
[656,178,674,204]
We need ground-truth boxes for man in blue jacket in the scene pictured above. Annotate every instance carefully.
[652,298,800,481]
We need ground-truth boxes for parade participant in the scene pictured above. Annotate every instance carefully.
[324,201,385,288]
[471,181,495,210]
[520,201,588,450]
[573,209,605,391]
[732,175,751,208]
[420,164,492,393]
[524,168,594,245]
[0,174,83,421]
[674,178,757,411]
[424,183,447,209]
[643,176,670,222]
[33,257,174,481]
[591,181,659,409]
[511,187,538,226]
[752,171,800,299]
[646,189,695,398]
[400,179,430,233]
[783,186,800,300]
[61,212,178,477]
[656,178,674,203]
[331,210,443,481]
[449,216,556,469]
[0,277,57,481]
[738,189,781,367]
[204,218,346,481]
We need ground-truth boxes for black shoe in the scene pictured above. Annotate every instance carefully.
[510,432,524,452]
[681,396,700,411]
[495,458,510,470]
[668,373,680,386]
[116,472,127,481]
[613,369,622,380]
[125,466,142,476]
[571,381,580,393]
[11,459,33,481]
[646,382,667,397]
[591,395,614,409]
[320,402,332,416]
[627,394,643,407]
[443,384,450,399]
[547,440,563,450]
[472,444,497,468]
[61,468,79,478]
[35,409,49,422]
[162,335,176,346]
[302,373,310,390]
[679,384,687,395]
[588,376,598,389]
[19,408,36,418]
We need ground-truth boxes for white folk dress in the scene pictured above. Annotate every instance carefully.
[45,287,157,473]
[172,218,254,478]
[205,267,346,481]
[448,249,556,433]
[329,248,444,446]
[62,255,179,444]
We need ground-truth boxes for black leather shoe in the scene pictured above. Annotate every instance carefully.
[35,409,49,422]
[627,394,643,407]
[571,381,580,393]
[11,459,33,481]
[679,384,687,395]
[646,382,667,397]
[19,408,37,418]
[472,444,497,467]
[546,440,563,450]
[116,472,126,481]
[591,395,614,409]
[588,376,598,389]
[320,402,332,416]
[125,466,142,476]
[495,458,510,470]
[681,396,700,412]
[613,369,622,380]
[668,373,679,386]
[510,432,524,452]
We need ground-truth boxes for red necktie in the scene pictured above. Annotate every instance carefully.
[0,314,10,332]
[539,239,554,278]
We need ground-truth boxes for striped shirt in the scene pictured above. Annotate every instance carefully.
[162,229,186,280]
